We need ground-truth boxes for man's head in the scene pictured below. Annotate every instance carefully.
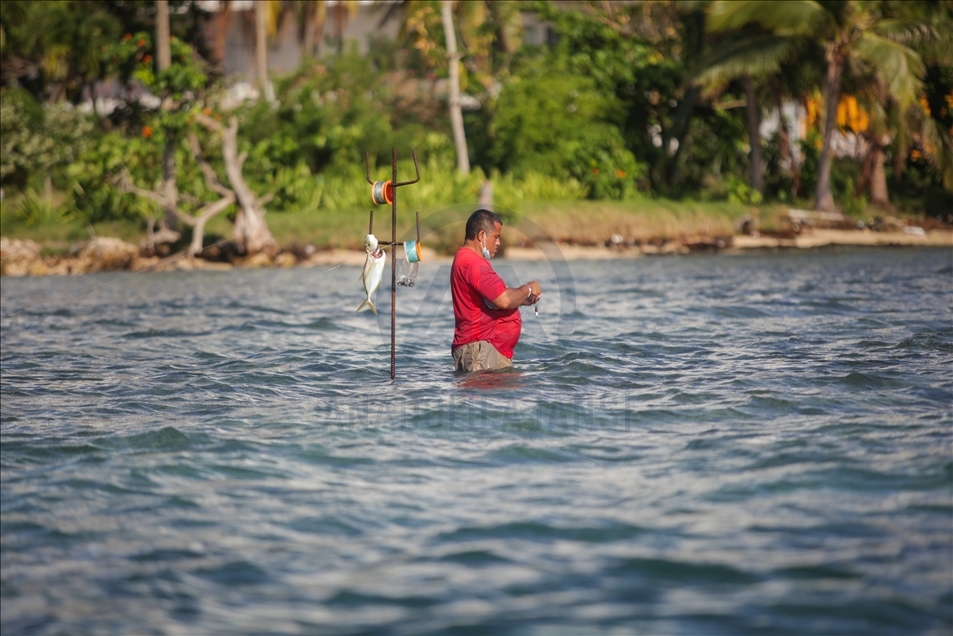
[465,209,503,258]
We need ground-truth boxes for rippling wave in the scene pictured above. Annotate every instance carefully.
[2,248,951,634]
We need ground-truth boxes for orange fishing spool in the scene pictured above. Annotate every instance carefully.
[371,180,395,206]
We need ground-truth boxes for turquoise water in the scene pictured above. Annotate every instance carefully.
[2,247,951,634]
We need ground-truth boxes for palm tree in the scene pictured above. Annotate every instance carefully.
[853,82,893,207]
[155,0,171,72]
[396,0,523,175]
[694,30,797,194]
[254,0,280,104]
[709,1,925,212]
[291,0,326,60]
[877,1,953,196]
[441,1,469,174]
[215,0,281,102]
[329,0,359,54]
[294,0,359,56]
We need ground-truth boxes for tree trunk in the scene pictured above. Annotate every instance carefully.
[161,140,179,231]
[155,1,171,71]
[743,75,763,193]
[254,1,275,104]
[441,1,470,175]
[155,0,177,232]
[653,86,698,189]
[303,2,316,60]
[867,141,889,207]
[479,179,493,206]
[220,117,278,255]
[189,196,234,256]
[774,92,800,199]
[334,5,346,55]
[214,1,232,67]
[815,47,844,212]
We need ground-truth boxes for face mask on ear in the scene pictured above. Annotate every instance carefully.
[481,234,491,260]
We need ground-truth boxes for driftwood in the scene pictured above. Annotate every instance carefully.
[194,114,278,256]
[119,159,235,256]
[120,114,278,258]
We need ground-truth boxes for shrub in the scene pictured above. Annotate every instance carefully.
[726,176,763,205]
[6,188,73,226]
[0,89,96,192]
[491,73,644,199]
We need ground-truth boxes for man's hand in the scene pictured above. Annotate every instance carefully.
[492,280,542,310]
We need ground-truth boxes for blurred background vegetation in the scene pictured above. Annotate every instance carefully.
[0,0,950,254]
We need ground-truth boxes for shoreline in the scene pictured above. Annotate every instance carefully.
[2,229,951,277]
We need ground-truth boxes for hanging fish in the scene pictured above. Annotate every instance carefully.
[357,234,386,315]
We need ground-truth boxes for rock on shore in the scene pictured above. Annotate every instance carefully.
[3,225,951,276]
[1,236,144,276]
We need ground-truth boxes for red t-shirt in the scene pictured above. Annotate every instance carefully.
[450,246,522,359]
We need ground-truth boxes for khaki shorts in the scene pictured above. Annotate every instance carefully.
[452,340,513,372]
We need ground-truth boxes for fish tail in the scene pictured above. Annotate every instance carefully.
[356,298,378,315]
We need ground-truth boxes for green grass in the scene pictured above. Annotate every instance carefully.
[0,211,144,246]
[0,194,786,254]
[0,188,886,256]
[511,198,777,246]
[242,196,771,254]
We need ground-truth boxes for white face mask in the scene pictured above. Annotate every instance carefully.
[481,233,491,260]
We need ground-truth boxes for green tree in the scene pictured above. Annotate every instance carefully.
[875,0,953,199]
[0,0,120,103]
[441,1,469,174]
[396,0,524,175]
[530,1,715,194]
[693,19,816,195]
[491,69,642,199]
[103,30,276,256]
[0,88,94,192]
[709,0,927,212]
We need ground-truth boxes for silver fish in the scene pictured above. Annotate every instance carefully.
[357,234,386,314]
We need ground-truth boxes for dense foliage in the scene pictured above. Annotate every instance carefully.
[1,0,950,240]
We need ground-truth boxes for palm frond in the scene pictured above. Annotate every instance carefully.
[708,0,829,36]
[855,32,925,110]
[877,17,952,65]
[264,0,283,40]
[693,35,793,90]
[873,18,934,45]
[917,114,953,190]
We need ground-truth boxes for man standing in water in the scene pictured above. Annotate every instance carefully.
[451,209,542,372]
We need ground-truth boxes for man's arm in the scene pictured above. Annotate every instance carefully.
[491,281,541,310]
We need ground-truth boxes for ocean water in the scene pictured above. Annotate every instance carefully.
[1,247,951,635]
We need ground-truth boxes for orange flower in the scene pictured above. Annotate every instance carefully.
[591,167,600,175]
[123,33,132,41]
[203,107,212,116]
[616,169,626,178]
[142,126,153,138]
[137,39,146,48]
[143,55,152,64]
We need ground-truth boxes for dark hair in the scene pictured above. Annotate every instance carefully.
[465,209,502,240]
